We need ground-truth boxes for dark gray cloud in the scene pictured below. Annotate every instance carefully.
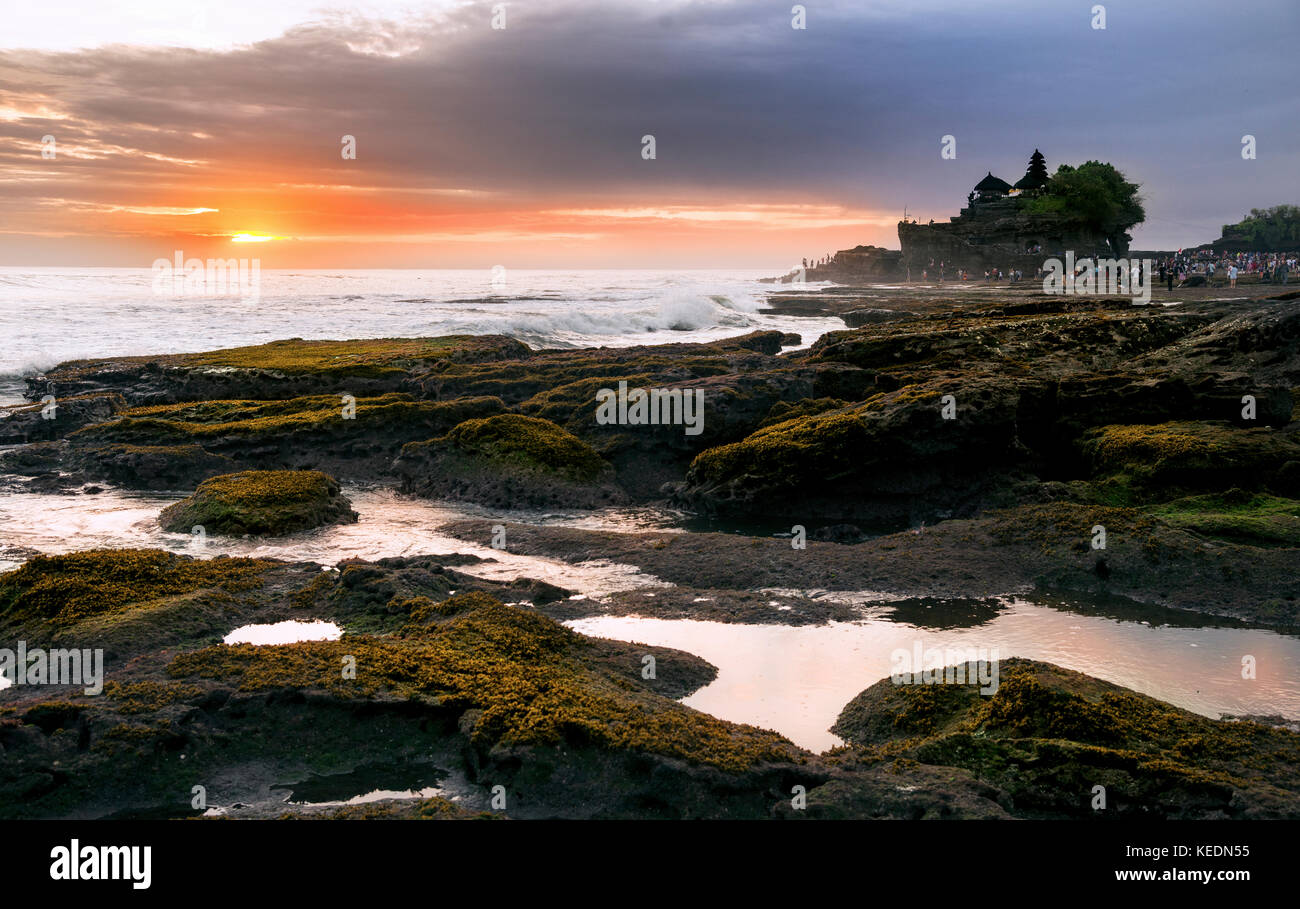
[1,0,1297,249]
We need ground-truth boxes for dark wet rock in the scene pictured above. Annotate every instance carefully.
[438,514,1300,629]
[0,558,810,820]
[841,308,917,327]
[158,469,358,536]
[0,393,125,444]
[395,413,627,508]
[66,442,234,491]
[55,394,507,490]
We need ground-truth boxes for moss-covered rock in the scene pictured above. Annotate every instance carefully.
[0,549,272,632]
[1147,490,1300,547]
[28,335,533,403]
[396,414,625,508]
[679,377,1031,523]
[158,470,358,536]
[1079,421,1300,498]
[63,394,507,487]
[168,591,796,773]
[825,658,1300,818]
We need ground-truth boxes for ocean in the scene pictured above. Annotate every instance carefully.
[0,267,843,405]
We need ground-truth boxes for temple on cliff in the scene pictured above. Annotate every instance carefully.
[897,150,1115,275]
[774,150,1124,283]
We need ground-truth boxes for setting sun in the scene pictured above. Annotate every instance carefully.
[230,233,277,243]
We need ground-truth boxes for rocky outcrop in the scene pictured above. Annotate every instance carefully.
[768,245,903,284]
[395,413,627,508]
[673,300,1298,526]
[814,658,1300,819]
[0,393,124,444]
[158,469,358,536]
[24,335,532,405]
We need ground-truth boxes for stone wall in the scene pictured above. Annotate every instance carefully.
[898,197,1116,275]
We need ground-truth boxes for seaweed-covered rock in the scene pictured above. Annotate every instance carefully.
[678,377,1032,523]
[1079,421,1300,498]
[1147,490,1300,547]
[0,548,274,636]
[159,470,358,536]
[26,335,532,404]
[396,414,625,508]
[61,394,507,488]
[821,658,1300,819]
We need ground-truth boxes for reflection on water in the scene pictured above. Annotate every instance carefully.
[569,598,1300,753]
[5,479,1299,761]
[878,596,1008,630]
[224,620,342,645]
[0,483,674,596]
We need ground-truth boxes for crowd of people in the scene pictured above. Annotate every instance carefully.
[804,249,1297,289]
[920,251,1297,289]
[1154,250,1295,287]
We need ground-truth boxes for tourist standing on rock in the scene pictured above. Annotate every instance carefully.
[1229,264,1238,287]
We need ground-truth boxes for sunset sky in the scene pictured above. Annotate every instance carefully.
[2,0,1297,269]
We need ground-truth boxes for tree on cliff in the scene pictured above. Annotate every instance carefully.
[1024,161,1145,255]
[1219,205,1300,250]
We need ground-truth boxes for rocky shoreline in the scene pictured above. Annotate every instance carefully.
[2,283,1299,818]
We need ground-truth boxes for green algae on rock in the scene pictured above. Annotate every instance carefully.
[396,413,626,508]
[62,393,507,488]
[818,658,1300,819]
[0,549,272,631]
[1079,421,1300,498]
[168,591,796,774]
[1147,490,1300,547]
[28,335,534,404]
[158,469,358,536]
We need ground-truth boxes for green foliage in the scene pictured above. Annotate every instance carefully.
[1024,160,1145,249]
[1220,204,1300,249]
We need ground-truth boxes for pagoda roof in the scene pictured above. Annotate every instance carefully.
[974,172,1012,192]
[1014,172,1048,190]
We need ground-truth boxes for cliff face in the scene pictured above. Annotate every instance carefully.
[770,198,1124,285]
[779,245,902,283]
[898,197,1120,275]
